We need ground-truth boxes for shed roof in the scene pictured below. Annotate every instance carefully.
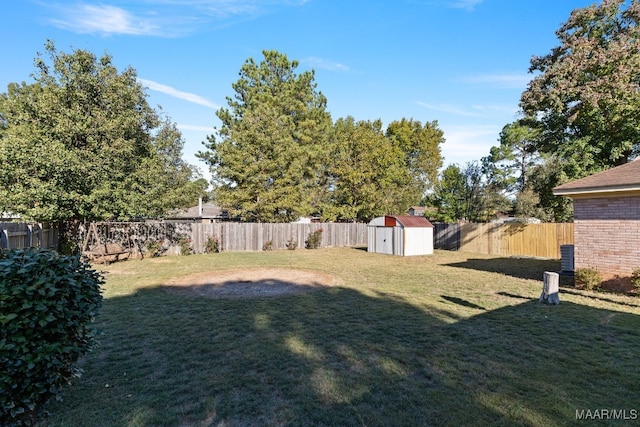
[553,159,640,197]
[388,215,433,228]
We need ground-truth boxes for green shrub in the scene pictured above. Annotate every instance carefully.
[178,237,193,255]
[0,249,103,426]
[631,268,640,290]
[574,268,602,291]
[204,235,220,253]
[145,239,163,257]
[286,238,298,250]
[305,228,323,249]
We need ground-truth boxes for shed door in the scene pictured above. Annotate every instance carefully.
[375,227,394,255]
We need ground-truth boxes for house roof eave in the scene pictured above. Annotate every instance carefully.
[553,185,640,198]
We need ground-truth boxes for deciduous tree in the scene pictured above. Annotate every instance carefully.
[429,162,509,223]
[520,0,640,177]
[321,117,410,222]
[385,118,444,197]
[0,41,205,222]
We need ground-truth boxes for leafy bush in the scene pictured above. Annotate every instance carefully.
[262,240,273,251]
[574,268,602,291]
[0,249,103,426]
[631,268,640,290]
[145,239,164,258]
[305,228,323,249]
[178,237,193,256]
[204,235,221,253]
[286,238,298,250]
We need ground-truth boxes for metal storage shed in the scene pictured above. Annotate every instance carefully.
[368,215,434,256]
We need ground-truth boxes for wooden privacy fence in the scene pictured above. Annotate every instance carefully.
[435,222,574,259]
[0,222,59,250]
[191,222,368,253]
[76,221,368,256]
[433,223,460,251]
[75,221,571,258]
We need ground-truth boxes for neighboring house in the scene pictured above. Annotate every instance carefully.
[408,206,426,216]
[553,159,640,279]
[164,199,231,223]
[0,212,20,221]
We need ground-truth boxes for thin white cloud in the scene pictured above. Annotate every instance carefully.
[440,125,500,164]
[461,73,531,89]
[417,101,485,118]
[447,0,483,11]
[139,78,220,109]
[303,57,350,72]
[46,1,310,36]
[418,101,518,118]
[178,124,215,132]
[49,4,164,36]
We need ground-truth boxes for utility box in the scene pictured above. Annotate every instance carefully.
[368,215,434,256]
[560,244,574,274]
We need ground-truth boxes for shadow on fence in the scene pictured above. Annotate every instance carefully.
[433,222,574,259]
[0,222,59,250]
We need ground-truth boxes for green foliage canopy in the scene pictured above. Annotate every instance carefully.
[520,0,640,177]
[483,121,540,195]
[321,117,412,222]
[385,118,444,195]
[429,162,510,223]
[198,50,332,222]
[0,41,206,222]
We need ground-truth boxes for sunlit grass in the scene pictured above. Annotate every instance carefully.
[39,248,640,426]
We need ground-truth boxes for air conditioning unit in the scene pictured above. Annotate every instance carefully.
[560,244,574,275]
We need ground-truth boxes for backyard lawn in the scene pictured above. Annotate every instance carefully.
[38,247,640,426]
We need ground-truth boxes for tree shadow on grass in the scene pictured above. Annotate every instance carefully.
[444,257,561,281]
[441,295,486,310]
[40,282,640,426]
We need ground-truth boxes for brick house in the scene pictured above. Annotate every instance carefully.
[553,159,640,279]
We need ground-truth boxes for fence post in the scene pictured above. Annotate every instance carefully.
[27,224,33,248]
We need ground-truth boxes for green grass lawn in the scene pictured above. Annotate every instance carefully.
[39,248,640,426]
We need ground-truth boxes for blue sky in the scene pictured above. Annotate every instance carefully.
[1,0,598,182]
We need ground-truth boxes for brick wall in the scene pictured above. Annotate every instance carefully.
[573,196,640,277]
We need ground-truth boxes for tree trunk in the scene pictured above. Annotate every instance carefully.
[539,271,560,305]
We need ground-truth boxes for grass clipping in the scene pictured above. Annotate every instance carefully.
[165,268,337,298]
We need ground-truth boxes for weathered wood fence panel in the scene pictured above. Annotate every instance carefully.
[449,222,574,258]
[0,222,59,250]
[191,222,368,253]
[433,223,460,251]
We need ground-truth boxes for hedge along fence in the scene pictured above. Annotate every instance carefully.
[0,223,59,250]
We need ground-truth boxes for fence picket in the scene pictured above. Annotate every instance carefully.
[0,222,59,250]
[434,222,574,259]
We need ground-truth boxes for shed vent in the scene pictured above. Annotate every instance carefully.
[560,244,574,274]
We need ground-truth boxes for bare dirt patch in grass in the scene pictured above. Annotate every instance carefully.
[164,268,338,298]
